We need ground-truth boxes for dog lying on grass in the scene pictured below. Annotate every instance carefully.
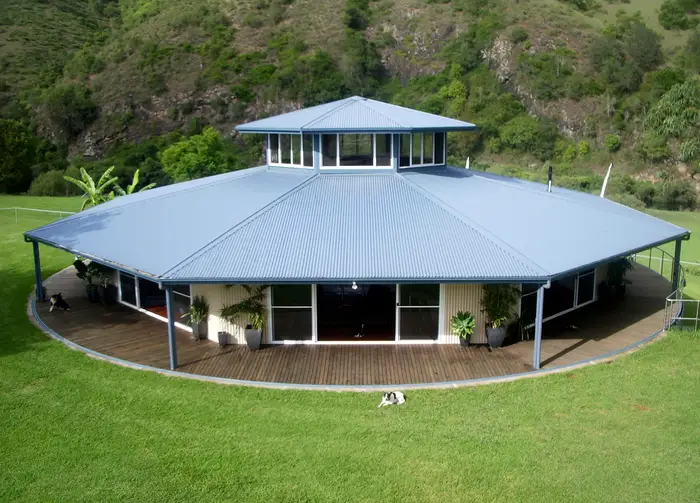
[49,293,71,312]
[377,391,405,407]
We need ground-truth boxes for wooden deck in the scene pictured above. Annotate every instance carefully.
[33,265,670,387]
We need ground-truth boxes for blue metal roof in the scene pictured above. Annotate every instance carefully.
[25,166,689,283]
[235,96,477,134]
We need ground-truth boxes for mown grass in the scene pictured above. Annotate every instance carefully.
[2,195,700,502]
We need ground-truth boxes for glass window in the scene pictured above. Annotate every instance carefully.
[271,285,312,341]
[270,134,279,163]
[303,134,314,167]
[272,285,312,306]
[412,134,422,165]
[291,135,301,165]
[340,134,373,166]
[376,134,391,166]
[322,134,336,167]
[119,273,137,306]
[577,271,595,305]
[400,284,439,307]
[434,132,444,164]
[520,290,537,328]
[544,275,576,319]
[280,134,291,164]
[172,291,190,324]
[273,309,312,341]
[400,134,411,167]
[400,308,439,340]
[423,133,434,164]
[173,284,191,297]
[139,277,166,311]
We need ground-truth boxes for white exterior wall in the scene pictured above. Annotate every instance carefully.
[440,284,486,344]
[191,284,271,344]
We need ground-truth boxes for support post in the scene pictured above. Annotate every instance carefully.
[165,285,178,370]
[671,238,683,294]
[32,241,44,302]
[533,285,545,370]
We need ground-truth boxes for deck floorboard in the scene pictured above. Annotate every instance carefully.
[36,266,669,386]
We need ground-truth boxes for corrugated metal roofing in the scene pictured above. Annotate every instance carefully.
[26,168,314,277]
[236,96,477,133]
[401,167,689,276]
[169,174,542,282]
[26,166,689,283]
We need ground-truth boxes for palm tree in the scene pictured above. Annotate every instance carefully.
[64,167,119,211]
[112,169,156,196]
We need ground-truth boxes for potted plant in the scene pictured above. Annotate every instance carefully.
[450,311,476,347]
[601,257,633,302]
[73,258,105,303]
[182,295,210,341]
[220,285,268,350]
[481,284,519,348]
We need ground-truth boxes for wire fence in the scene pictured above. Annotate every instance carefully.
[0,207,76,225]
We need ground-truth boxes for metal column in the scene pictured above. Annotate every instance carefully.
[533,285,545,370]
[32,241,44,302]
[671,238,683,294]
[165,285,178,370]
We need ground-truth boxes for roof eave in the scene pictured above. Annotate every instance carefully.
[236,125,478,134]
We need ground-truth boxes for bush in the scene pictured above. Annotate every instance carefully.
[39,84,97,143]
[609,192,646,211]
[0,119,35,193]
[656,180,698,210]
[659,0,691,30]
[578,141,590,158]
[637,132,671,161]
[604,134,622,152]
[510,27,528,44]
[28,170,81,196]
[499,115,559,160]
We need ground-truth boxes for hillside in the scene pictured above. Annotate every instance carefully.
[1,0,700,210]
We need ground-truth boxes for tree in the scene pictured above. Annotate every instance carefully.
[64,166,119,211]
[159,127,235,182]
[38,83,97,143]
[623,22,663,71]
[604,134,622,153]
[645,77,700,143]
[0,119,34,193]
[112,169,156,196]
[659,0,690,30]
[499,115,559,160]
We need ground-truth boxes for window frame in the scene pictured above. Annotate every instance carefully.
[270,285,315,342]
[398,132,447,170]
[320,133,394,170]
[267,133,315,170]
[117,271,192,331]
[396,284,440,342]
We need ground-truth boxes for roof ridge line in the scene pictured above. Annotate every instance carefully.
[301,97,356,131]
[27,167,267,237]
[359,99,404,129]
[395,171,549,276]
[162,172,320,279]
[364,98,476,128]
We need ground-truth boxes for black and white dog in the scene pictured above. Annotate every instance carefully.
[378,391,406,407]
[49,293,71,312]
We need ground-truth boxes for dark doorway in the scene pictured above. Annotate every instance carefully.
[317,284,396,341]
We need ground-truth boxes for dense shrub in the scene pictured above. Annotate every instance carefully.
[510,26,528,44]
[659,0,691,30]
[604,134,621,152]
[499,115,558,160]
[655,180,698,210]
[0,119,34,193]
[28,170,81,196]
[609,192,646,211]
[637,132,671,162]
[38,83,97,143]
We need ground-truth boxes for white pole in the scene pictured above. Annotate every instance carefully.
[600,163,613,198]
[465,157,470,170]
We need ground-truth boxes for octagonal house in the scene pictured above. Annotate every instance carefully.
[26,97,689,375]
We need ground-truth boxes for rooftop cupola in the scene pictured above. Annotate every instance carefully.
[235,96,477,172]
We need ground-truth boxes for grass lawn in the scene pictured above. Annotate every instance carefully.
[2,195,700,502]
